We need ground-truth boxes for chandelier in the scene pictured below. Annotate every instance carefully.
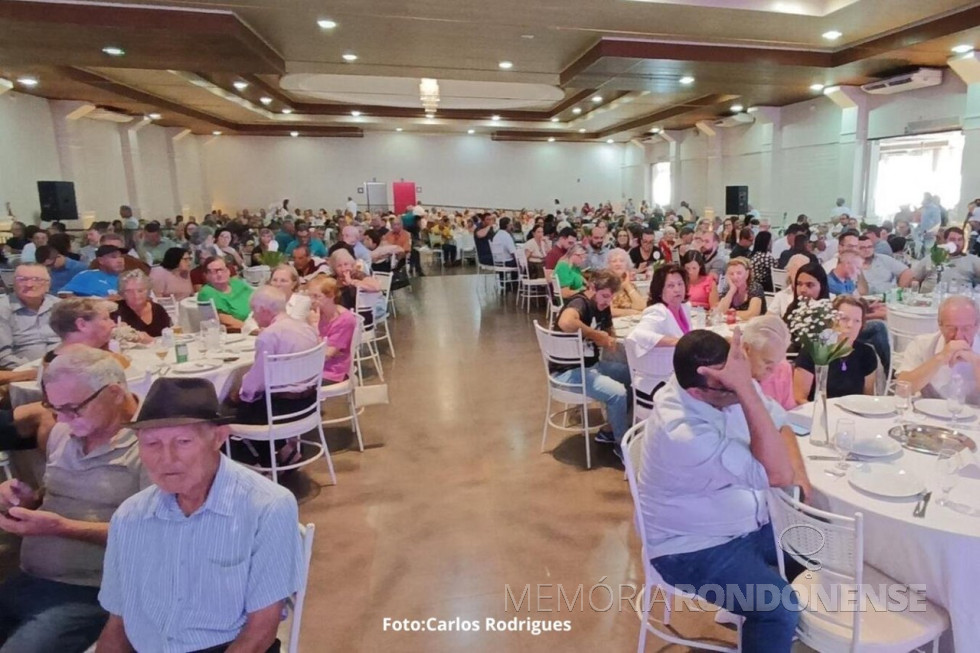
[419,78,440,114]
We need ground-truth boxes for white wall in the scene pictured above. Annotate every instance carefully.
[0,93,62,221]
[202,133,629,212]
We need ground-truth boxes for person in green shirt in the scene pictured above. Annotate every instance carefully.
[197,257,254,330]
[553,244,588,299]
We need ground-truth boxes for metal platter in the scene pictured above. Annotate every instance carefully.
[888,424,978,455]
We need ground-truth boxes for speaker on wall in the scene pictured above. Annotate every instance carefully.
[725,185,749,215]
[37,181,78,222]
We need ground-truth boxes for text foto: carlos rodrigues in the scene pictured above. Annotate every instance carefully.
[383,616,573,635]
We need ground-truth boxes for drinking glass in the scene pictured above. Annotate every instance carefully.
[833,418,855,473]
[894,380,912,439]
[153,337,169,365]
[935,447,963,508]
[946,374,967,424]
[218,325,228,351]
[907,280,920,303]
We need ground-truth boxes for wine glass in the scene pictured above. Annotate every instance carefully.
[946,374,967,424]
[832,418,855,474]
[894,380,913,439]
[935,447,963,508]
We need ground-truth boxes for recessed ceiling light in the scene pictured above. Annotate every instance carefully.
[498,61,513,70]
[212,131,222,136]
[342,53,358,62]
[952,44,974,54]
[317,19,337,29]
[822,30,842,41]
[260,97,272,105]
[731,104,744,112]
[592,95,603,103]
[548,137,556,142]
[233,81,248,91]
[550,117,560,123]
[521,34,535,39]
[17,77,38,87]
[102,46,125,57]
[467,129,475,134]
[606,139,614,143]
[281,108,293,114]
[351,110,361,117]
[823,85,840,95]
[572,107,582,115]
[396,127,403,132]
[491,115,501,121]
[679,76,695,85]
[148,113,162,120]
[650,127,662,134]
[578,128,586,133]
[810,83,825,92]
[290,131,299,137]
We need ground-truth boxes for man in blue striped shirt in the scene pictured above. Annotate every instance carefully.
[96,377,303,653]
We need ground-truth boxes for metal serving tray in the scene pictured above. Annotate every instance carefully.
[888,424,978,455]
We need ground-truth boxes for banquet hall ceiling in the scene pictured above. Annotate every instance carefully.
[0,0,979,140]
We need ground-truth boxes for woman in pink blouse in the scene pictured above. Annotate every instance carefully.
[679,250,718,310]
[149,247,194,300]
[306,275,358,384]
[742,314,796,410]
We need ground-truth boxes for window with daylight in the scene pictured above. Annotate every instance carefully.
[652,161,672,208]
[868,131,964,221]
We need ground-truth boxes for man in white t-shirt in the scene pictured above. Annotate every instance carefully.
[831,197,851,219]
[345,197,357,216]
[897,296,980,403]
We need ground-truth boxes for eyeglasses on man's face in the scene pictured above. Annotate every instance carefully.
[41,384,111,418]
[14,276,49,285]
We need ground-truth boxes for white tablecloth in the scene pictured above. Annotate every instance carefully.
[797,398,980,651]
[10,336,257,407]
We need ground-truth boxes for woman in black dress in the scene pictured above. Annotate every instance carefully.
[111,269,172,341]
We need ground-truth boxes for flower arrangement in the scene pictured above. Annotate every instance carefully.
[786,298,852,366]
[261,250,288,268]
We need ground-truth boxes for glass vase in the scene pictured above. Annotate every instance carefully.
[811,364,831,447]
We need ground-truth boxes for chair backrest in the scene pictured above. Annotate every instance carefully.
[285,522,316,653]
[372,271,393,295]
[533,320,589,396]
[156,294,180,327]
[885,306,936,354]
[771,266,787,291]
[456,231,475,252]
[259,341,326,424]
[490,241,510,267]
[549,275,564,311]
[179,297,202,332]
[0,269,14,290]
[355,288,382,330]
[621,421,650,543]
[243,265,271,286]
[513,247,531,278]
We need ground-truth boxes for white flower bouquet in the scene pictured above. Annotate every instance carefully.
[786,298,852,366]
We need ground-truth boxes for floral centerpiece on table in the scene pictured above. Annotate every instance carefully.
[930,242,957,284]
[260,251,288,268]
[786,298,852,365]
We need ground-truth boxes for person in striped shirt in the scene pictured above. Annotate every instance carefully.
[96,377,303,653]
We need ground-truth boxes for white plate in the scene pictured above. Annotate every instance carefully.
[169,360,222,374]
[224,334,246,344]
[848,463,925,498]
[846,433,902,458]
[836,395,895,417]
[914,398,975,421]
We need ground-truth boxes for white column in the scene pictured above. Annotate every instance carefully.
[697,121,724,217]
[949,51,980,211]
[749,107,784,225]
[118,118,151,218]
[824,86,869,216]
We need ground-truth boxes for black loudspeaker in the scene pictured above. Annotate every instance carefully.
[725,185,749,215]
[37,181,78,222]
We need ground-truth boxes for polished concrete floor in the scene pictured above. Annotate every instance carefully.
[299,271,742,652]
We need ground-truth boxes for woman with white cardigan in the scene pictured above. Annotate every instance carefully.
[624,263,692,399]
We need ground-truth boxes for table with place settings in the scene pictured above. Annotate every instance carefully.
[9,334,259,407]
[792,395,980,652]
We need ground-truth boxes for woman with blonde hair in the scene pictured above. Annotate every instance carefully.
[241,264,310,335]
[742,314,796,410]
[716,256,766,320]
[605,248,645,316]
[46,297,130,368]
[306,275,359,384]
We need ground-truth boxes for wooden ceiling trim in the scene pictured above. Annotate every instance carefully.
[595,93,735,138]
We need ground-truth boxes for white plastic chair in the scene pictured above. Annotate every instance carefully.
[372,270,397,318]
[0,269,14,292]
[514,248,549,313]
[771,266,787,291]
[768,487,948,653]
[427,233,445,269]
[319,314,365,452]
[279,522,316,653]
[885,305,936,382]
[370,272,396,356]
[456,231,477,266]
[490,242,518,294]
[226,342,336,485]
[354,289,385,382]
[622,423,742,653]
[623,340,673,424]
[548,275,565,325]
[156,294,180,328]
[533,320,607,470]
[243,265,272,286]
[178,297,204,332]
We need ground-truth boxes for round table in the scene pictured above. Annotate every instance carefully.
[10,336,258,407]
[793,397,980,651]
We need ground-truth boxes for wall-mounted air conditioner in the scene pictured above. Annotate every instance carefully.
[861,68,942,95]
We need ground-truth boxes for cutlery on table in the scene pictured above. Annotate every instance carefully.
[808,454,856,462]
[913,491,933,518]
[837,405,893,418]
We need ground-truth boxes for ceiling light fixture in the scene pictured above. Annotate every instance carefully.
[822,30,842,41]
[148,113,162,120]
[731,104,744,112]
[952,44,974,54]
[281,108,293,115]
[498,61,513,70]
[592,95,603,103]
[233,81,248,91]
[259,97,272,105]
[467,129,476,134]
[342,53,358,62]
[606,139,614,144]
[572,107,582,114]
[810,83,825,92]
[548,137,556,142]
[419,78,440,114]
[290,131,299,137]
[578,128,586,133]
[491,115,501,121]
[550,117,560,123]
[823,85,840,95]
[396,127,403,132]
[521,34,535,40]
[317,19,337,29]
[650,127,662,134]
[212,131,222,136]
[351,110,362,117]
[17,77,38,87]
[747,106,759,113]
[679,76,695,85]
[102,46,125,56]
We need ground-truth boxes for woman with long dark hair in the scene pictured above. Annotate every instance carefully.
[750,230,776,292]
[782,261,830,321]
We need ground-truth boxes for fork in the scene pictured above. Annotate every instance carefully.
[913,491,933,518]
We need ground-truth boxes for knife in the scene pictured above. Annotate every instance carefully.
[808,454,856,461]
[914,491,933,518]
[837,404,894,418]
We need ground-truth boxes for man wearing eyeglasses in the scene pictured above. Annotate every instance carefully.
[198,256,254,331]
[637,329,810,653]
[0,346,145,652]
[0,264,60,370]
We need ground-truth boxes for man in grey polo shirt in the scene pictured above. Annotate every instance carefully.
[0,263,60,369]
[911,227,980,293]
[858,235,911,295]
[0,346,144,652]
